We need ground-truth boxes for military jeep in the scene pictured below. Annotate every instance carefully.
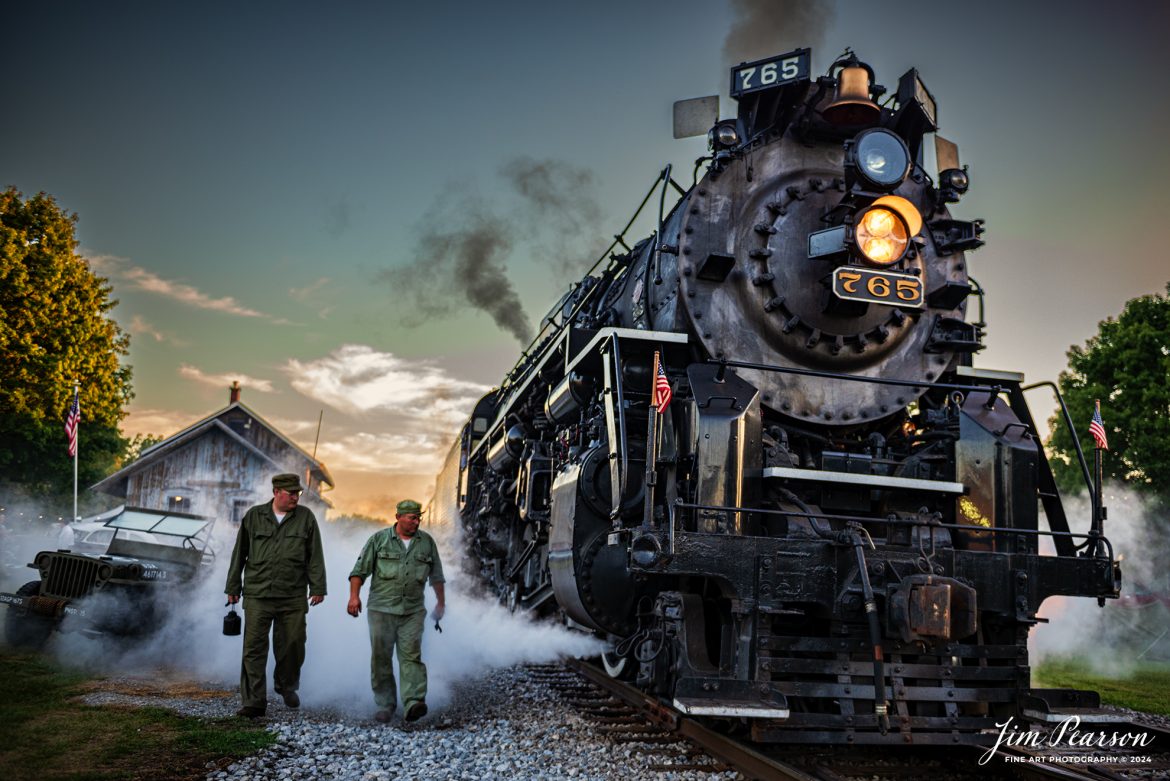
[1,506,213,647]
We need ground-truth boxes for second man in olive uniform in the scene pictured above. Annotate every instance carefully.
[225,473,327,718]
[348,499,445,723]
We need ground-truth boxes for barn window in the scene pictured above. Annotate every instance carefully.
[167,493,192,513]
[232,499,251,526]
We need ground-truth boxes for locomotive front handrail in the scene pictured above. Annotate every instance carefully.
[670,499,1116,561]
[650,164,669,287]
[703,356,1019,394]
[1022,380,1096,508]
[762,466,966,494]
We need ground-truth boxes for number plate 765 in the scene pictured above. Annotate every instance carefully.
[831,267,924,308]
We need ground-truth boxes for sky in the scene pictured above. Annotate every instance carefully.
[3,0,1168,516]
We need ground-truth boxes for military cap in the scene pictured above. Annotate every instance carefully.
[272,473,304,492]
[396,499,424,516]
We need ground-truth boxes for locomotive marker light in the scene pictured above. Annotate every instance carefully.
[709,121,740,149]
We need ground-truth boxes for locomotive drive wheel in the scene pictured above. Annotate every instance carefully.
[4,580,56,648]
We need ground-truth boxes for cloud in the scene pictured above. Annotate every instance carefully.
[289,276,330,302]
[120,407,203,439]
[284,345,489,477]
[85,252,274,320]
[179,364,276,393]
[285,344,488,418]
[128,315,164,342]
[316,431,447,472]
[125,314,187,346]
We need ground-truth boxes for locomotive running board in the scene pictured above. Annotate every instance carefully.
[673,677,789,719]
[763,466,966,494]
[673,699,790,719]
[1021,689,1115,723]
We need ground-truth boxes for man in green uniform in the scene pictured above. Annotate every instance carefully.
[348,499,445,723]
[225,473,327,718]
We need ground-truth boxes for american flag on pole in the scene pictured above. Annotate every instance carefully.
[1089,401,1109,451]
[65,388,80,458]
[653,353,672,414]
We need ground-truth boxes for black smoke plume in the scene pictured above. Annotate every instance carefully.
[382,195,533,346]
[723,0,835,66]
[383,156,608,344]
[500,156,605,275]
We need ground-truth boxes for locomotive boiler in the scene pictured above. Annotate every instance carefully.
[432,48,1121,744]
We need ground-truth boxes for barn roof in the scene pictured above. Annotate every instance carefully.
[92,401,334,498]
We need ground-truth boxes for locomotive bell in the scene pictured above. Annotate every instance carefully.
[823,63,881,126]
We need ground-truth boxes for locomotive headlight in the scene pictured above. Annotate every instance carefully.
[856,207,908,265]
[854,195,922,266]
[847,129,912,192]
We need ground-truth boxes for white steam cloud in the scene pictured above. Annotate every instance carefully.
[45,477,602,716]
[1030,486,1170,671]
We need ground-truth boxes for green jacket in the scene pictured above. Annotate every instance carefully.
[225,502,327,599]
[349,526,445,615]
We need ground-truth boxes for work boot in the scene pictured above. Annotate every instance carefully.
[374,709,393,723]
[404,701,427,723]
[280,690,300,708]
[236,706,266,719]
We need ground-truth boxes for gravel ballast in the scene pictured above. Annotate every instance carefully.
[80,665,739,781]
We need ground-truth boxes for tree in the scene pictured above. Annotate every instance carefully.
[1047,284,1170,499]
[118,433,165,469]
[0,187,133,510]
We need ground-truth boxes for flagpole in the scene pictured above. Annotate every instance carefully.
[73,382,79,522]
[1088,398,1106,562]
[642,351,661,534]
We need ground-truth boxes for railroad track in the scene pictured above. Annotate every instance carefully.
[526,660,1170,781]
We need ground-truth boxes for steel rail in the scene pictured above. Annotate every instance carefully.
[566,658,820,781]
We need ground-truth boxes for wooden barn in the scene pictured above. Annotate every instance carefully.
[93,382,334,525]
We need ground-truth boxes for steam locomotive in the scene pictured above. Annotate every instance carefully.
[432,48,1121,745]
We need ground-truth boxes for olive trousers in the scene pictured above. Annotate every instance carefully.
[240,596,307,710]
[368,608,427,711]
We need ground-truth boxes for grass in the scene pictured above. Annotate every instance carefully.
[0,650,276,781]
[1034,657,1170,715]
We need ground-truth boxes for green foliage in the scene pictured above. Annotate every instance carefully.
[0,651,275,781]
[1047,284,1170,499]
[1034,657,1170,715]
[0,188,133,509]
[118,433,165,468]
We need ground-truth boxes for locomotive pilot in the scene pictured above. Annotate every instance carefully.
[347,499,446,723]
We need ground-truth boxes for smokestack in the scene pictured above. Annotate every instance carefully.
[229,381,241,404]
